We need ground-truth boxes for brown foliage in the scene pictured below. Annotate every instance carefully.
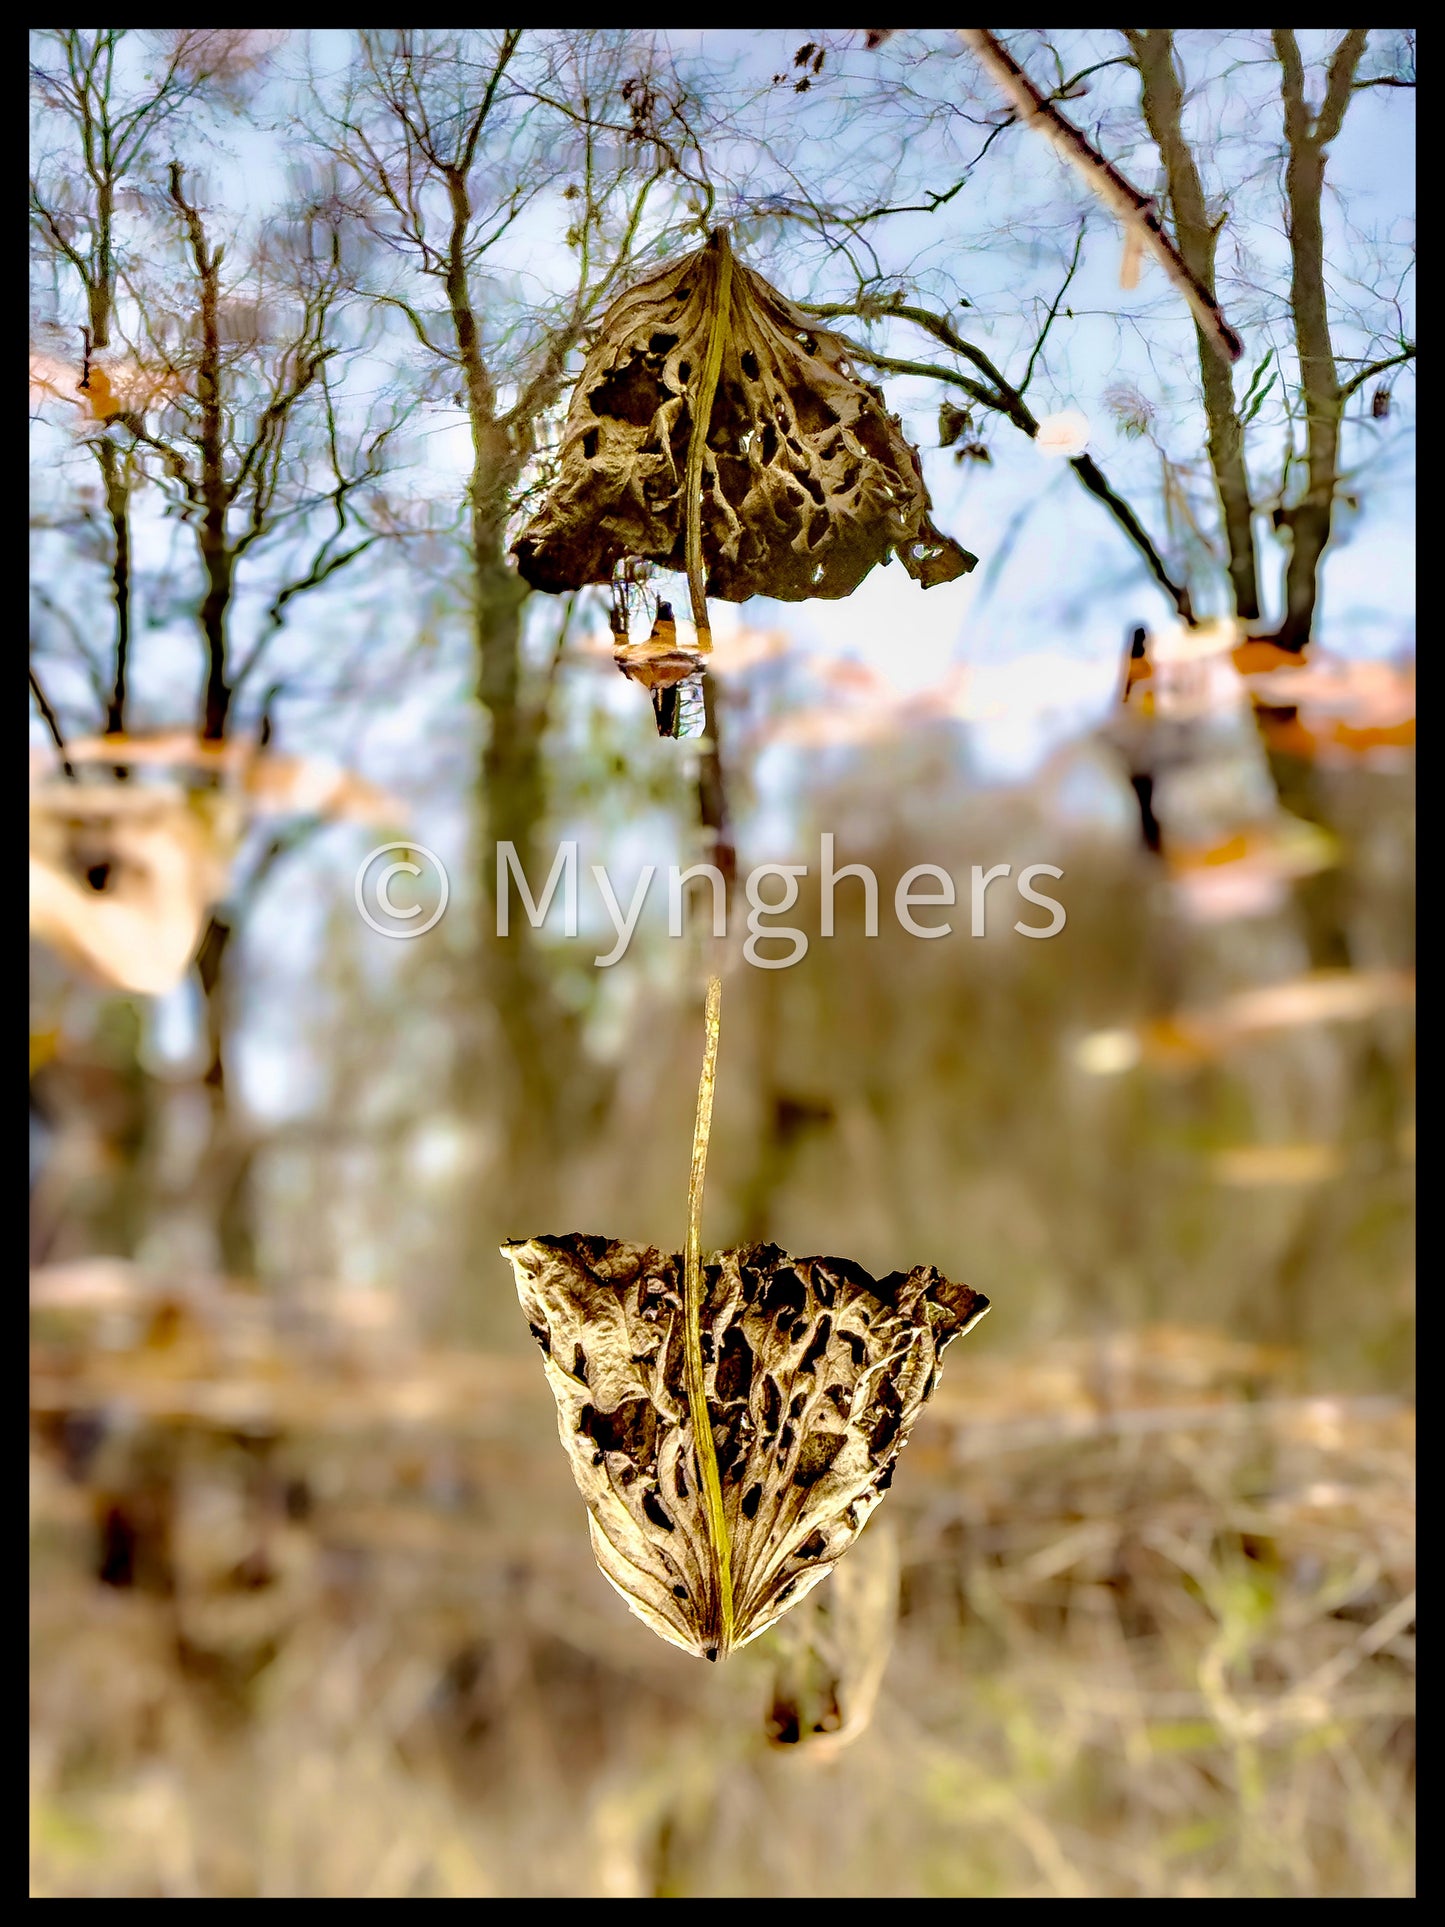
[504,1236,987,1659]
[513,233,976,602]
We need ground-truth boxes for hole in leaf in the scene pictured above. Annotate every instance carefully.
[760,1377,783,1433]
[715,1325,755,1402]
[788,386,837,436]
[799,1315,832,1373]
[580,1399,658,1462]
[868,1379,904,1456]
[589,356,666,427]
[642,1488,675,1533]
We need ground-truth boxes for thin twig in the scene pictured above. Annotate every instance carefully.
[1338,343,1416,405]
[815,319,1194,619]
[683,974,733,1658]
[1021,219,1085,396]
[540,590,579,711]
[29,665,77,779]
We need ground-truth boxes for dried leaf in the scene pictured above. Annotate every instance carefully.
[29,782,242,994]
[612,647,702,695]
[765,1511,899,1752]
[29,349,182,424]
[938,400,973,448]
[502,1236,988,1659]
[513,232,975,604]
[1074,968,1414,1074]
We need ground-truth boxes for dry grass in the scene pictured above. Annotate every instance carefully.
[31,1279,1414,1897]
[30,756,1415,1897]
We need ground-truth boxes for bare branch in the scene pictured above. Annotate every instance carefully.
[1316,30,1371,147]
[1021,219,1086,396]
[819,313,1194,619]
[1269,28,1370,649]
[1338,343,1416,405]
[29,663,78,778]
[958,28,1244,365]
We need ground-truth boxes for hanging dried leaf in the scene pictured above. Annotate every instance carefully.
[502,1235,988,1660]
[513,231,976,604]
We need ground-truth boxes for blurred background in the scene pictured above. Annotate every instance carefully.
[31,29,1413,1898]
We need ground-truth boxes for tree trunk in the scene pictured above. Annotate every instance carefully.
[195,913,256,1279]
[1128,29,1260,622]
[98,438,132,737]
[1272,28,1369,653]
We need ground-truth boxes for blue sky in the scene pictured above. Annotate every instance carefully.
[31,30,1415,1121]
[32,29,1416,778]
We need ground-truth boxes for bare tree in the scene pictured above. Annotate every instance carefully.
[30,30,239,735]
[732,29,1413,654]
[318,29,714,1209]
[1265,29,1413,651]
[31,33,403,1272]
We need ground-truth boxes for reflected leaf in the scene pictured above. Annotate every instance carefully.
[764,1510,899,1753]
[513,232,975,602]
[29,783,243,995]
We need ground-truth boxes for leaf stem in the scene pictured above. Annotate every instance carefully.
[684,973,733,1656]
[684,230,733,653]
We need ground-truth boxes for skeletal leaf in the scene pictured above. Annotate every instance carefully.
[513,231,976,604]
[502,1235,989,1660]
